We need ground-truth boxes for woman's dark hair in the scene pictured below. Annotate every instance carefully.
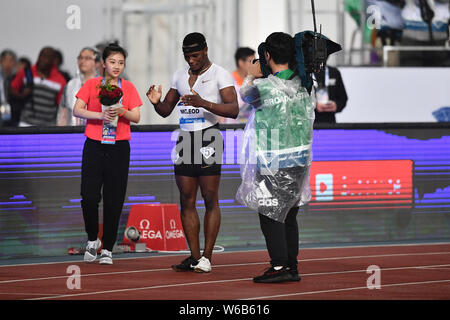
[18,57,31,68]
[264,32,295,65]
[102,42,127,61]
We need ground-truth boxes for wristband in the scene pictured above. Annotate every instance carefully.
[119,110,127,117]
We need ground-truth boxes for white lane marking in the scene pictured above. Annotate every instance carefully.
[2,242,449,268]
[23,263,450,300]
[244,279,450,300]
[2,251,450,285]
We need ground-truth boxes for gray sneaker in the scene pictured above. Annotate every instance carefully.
[99,249,113,265]
[84,239,101,262]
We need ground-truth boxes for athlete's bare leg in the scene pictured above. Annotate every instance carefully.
[198,174,221,261]
[175,175,201,260]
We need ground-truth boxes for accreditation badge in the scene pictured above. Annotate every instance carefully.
[101,104,120,145]
[316,87,329,104]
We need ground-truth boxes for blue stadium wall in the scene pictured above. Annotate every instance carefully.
[1,123,450,259]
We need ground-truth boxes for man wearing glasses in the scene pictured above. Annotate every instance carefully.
[57,47,100,126]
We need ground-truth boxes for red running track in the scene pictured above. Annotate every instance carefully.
[1,243,450,300]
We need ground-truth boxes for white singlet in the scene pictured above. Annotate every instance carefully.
[170,63,234,131]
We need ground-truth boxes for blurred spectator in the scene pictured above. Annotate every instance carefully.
[54,49,72,82]
[0,50,17,96]
[347,0,405,65]
[57,47,100,126]
[6,57,32,126]
[0,49,17,125]
[313,59,348,124]
[345,0,374,43]
[232,47,255,93]
[367,0,405,64]
[402,0,449,42]
[400,0,450,66]
[10,47,66,126]
[372,0,405,44]
[220,47,255,124]
[94,41,108,76]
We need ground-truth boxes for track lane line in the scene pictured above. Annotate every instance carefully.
[0,292,63,297]
[243,279,450,300]
[2,242,449,268]
[24,263,450,300]
[26,277,253,300]
[2,251,450,285]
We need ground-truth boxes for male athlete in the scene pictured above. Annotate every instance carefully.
[147,32,238,272]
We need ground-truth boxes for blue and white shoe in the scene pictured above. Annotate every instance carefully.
[84,239,101,263]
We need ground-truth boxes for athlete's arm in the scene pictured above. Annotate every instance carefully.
[146,85,180,118]
[180,86,239,119]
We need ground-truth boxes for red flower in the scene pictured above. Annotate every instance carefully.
[97,80,123,106]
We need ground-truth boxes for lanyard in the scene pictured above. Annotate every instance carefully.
[312,66,329,88]
[102,77,121,87]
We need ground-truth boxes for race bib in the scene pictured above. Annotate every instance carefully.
[178,101,205,125]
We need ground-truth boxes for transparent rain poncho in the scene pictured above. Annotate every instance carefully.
[235,74,315,222]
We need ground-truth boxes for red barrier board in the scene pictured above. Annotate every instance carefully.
[122,204,187,251]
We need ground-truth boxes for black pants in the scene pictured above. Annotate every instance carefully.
[80,138,130,251]
[259,206,300,269]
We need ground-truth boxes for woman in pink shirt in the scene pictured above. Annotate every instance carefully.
[73,43,142,265]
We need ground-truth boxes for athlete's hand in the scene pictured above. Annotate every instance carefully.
[146,84,162,105]
[180,89,206,108]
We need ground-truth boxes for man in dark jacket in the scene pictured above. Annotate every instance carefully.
[313,63,348,124]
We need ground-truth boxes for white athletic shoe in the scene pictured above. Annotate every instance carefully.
[194,256,211,273]
[84,239,101,262]
[99,249,113,265]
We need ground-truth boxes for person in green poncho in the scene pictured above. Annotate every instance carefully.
[239,32,315,284]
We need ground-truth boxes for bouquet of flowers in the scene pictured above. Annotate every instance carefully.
[98,80,123,142]
[97,79,123,106]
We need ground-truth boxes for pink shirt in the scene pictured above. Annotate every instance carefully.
[76,77,142,141]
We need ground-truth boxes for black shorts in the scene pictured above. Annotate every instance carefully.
[174,124,224,177]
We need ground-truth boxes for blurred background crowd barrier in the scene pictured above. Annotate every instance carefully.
[1,0,449,126]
